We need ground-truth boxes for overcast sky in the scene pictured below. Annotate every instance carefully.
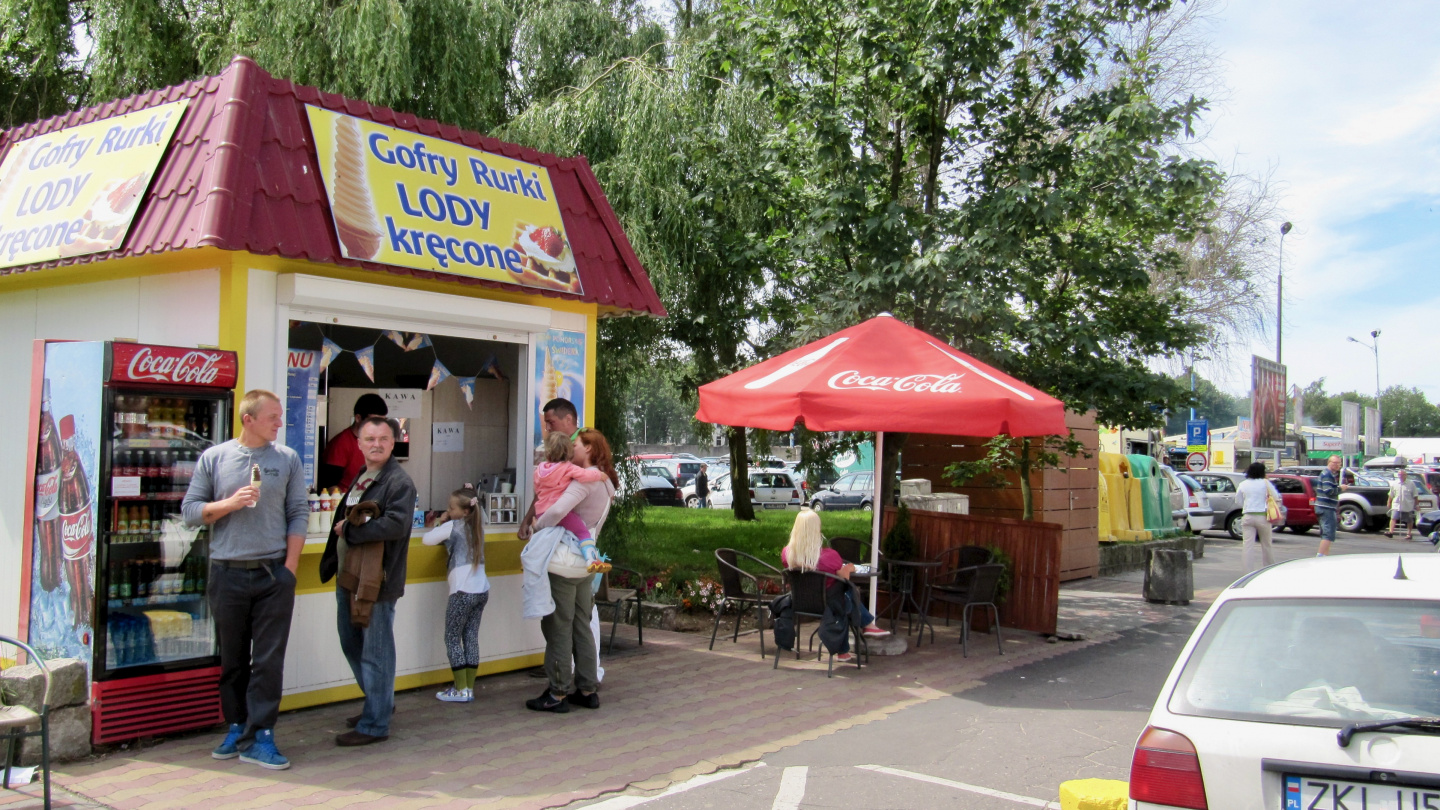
[1204,0,1440,401]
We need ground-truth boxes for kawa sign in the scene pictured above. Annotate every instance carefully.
[108,343,238,389]
[0,100,188,269]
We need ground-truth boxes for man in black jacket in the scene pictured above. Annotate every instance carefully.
[319,417,416,747]
[695,464,710,508]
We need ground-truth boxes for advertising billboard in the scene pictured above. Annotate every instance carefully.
[1341,400,1361,456]
[1365,406,1381,456]
[0,100,188,268]
[1250,356,1287,450]
[306,106,583,296]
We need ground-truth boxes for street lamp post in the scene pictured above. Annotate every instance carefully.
[1347,330,1381,451]
[1277,221,1292,365]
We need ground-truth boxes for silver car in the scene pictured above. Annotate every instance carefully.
[1189,471,1287,539]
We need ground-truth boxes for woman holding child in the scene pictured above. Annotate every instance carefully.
[519,428,618,713]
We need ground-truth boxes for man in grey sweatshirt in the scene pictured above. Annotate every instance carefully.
[182,389,309,770]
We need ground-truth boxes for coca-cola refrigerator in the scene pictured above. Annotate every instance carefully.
[24,340,237,743]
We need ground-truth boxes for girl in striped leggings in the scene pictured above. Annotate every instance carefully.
[422,486,491,702]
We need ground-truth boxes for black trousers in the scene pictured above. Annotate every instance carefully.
[207,560,296,745]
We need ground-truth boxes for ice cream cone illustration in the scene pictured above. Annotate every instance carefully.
[331,116,383,259]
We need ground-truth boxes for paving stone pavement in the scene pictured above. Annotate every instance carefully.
[1,614,1122,810]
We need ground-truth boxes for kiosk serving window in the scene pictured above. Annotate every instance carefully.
[287,321,521,517]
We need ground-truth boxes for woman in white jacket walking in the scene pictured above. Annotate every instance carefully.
[1236,462,1282,573]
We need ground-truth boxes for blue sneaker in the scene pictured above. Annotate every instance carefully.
[211,724,243,760]
[238,728,291,770]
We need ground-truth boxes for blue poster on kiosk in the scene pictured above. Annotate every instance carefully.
[29,341,105,669]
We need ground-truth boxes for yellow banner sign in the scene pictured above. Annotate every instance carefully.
[0,100,189,269]
[306,106,583,296]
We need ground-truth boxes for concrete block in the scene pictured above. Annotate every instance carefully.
[1059,778,1128,810]
[597,601,678,631]
[900,479,932,497]
[1,659,86,710]
[13,703,92,765]
[1144,548,1194,605]
[863,634,909,656]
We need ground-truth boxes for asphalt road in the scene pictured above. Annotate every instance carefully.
[581,526,1434,809]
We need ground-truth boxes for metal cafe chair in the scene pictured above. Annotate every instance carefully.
[919,563,1005,657]
[774,569,867,677]
[927,545,992,629]
[828,536,869,565]
[711,549,782,657]
[0,635,51,809]
[595,566,649,654]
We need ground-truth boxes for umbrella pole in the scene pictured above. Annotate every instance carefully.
[870,431,883,615]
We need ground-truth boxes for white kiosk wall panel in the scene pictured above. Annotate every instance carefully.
[1,269,221,640]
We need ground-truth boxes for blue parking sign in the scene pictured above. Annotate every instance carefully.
[1186,419,1208,451]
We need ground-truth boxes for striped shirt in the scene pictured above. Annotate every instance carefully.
[1314,470,1340,511]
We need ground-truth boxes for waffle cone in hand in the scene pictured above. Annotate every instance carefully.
[331,116,383,259]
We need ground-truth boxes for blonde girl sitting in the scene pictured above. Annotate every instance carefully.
[780,509,891,661]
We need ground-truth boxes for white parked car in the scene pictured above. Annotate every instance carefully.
[1176,473,1215,533]
[701,469,803,511]
[1129,553,1440,809]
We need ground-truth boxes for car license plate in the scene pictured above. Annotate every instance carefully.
[763,503,786,509]
[1285,774,1440,809]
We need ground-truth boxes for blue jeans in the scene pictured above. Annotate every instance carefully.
[842,590,875,626]
[335,587,397,737]
[1317,507,1337,541]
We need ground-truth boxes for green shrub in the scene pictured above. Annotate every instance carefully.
[882,503,916,561]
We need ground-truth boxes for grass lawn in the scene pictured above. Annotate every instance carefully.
[620,506,875,585]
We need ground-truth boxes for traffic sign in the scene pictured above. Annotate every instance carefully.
[1186,419,1209,453]
[1186,452,1208,472]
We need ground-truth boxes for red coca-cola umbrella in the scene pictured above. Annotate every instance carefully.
[695,314,1067,610]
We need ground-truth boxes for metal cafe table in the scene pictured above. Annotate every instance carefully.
[875,558,940,639]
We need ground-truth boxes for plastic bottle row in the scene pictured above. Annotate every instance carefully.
[106,555,208,600]
[113,396,215,441]
[106,612,215,669]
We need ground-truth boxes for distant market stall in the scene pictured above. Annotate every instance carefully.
[1,55,663,743]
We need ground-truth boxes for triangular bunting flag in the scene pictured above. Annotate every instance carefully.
[354,345,376,382]
[406,333,432,352]
[479,353,506,380]
[384,330,408,349]
[457,377,477,408]
[427,359,452,390]
[320,338,343,371]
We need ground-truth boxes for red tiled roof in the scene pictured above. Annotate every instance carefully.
[0,56,666,317]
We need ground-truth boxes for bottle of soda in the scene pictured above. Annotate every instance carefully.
[57,414,95,625]
[34,381,64,592]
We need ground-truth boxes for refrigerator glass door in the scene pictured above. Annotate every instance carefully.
[98,389,231,677]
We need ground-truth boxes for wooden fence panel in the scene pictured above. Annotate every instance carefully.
[881,507,1060,635]
[898,409,1100,581]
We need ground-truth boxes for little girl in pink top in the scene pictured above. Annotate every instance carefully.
[535,432,609,566]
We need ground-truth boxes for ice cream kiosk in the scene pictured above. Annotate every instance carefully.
[0,55,664,743]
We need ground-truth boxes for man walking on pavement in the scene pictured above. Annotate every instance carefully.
[1386,467,1419,539]
[1315,454,1341,556]
[320,417,416,746]
[183,390,308,770]
[695,464,710,509]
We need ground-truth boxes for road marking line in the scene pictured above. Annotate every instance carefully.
[772,766,808,810]
[857,765,1057,808]
[583,764,761,809]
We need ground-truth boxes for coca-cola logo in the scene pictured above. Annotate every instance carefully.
[125,347,226,385]
[35,469,60,512]
[827,370,965,394]
[60,508,93,560]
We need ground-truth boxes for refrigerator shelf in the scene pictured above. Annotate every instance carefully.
[109,491,184,501]
[116,438,214,450]
[108,593,205,609]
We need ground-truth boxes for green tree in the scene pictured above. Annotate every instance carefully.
[506,17,791,521]
[724,0,1220,508]
[0,0,80,127]
[1165,371,1250,435]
